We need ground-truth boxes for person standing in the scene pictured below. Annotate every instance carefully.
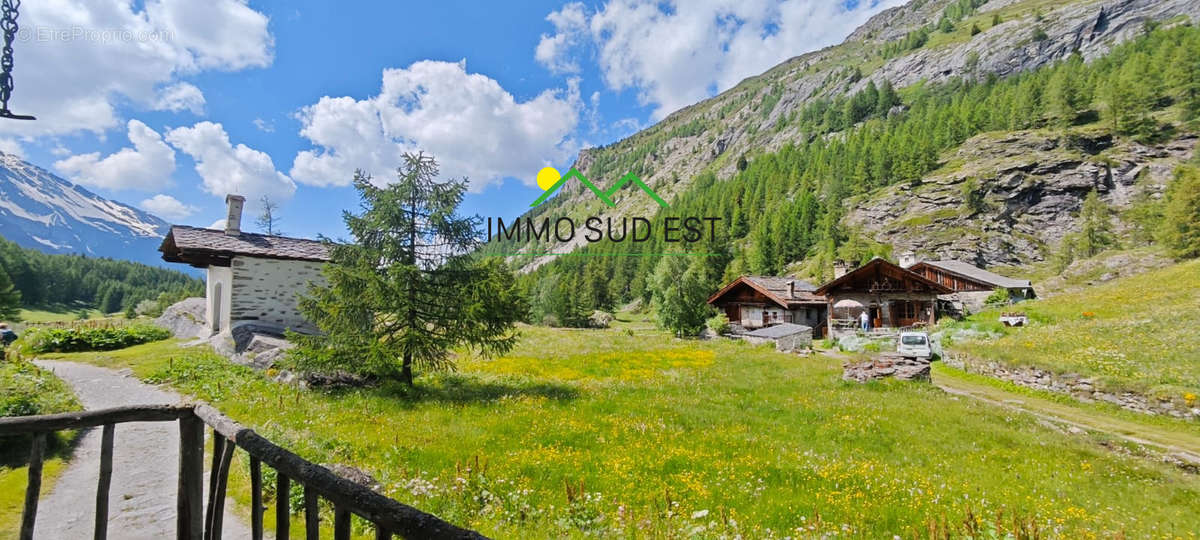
[859,310,870,332]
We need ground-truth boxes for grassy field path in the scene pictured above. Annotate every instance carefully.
[933,365,1200,462]
[31,360,252,540]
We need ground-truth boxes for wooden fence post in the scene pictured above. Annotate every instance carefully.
[177,415,204,540]
[304,485,319,540]
[334,505,351,540]
[18,433,46,540]
[206,439,235,540]
[277,473,291,540]
[204,432,224,540]
[250,456,264,540]
[95,423,115,540]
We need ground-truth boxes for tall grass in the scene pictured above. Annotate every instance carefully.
[46,329,1200,538]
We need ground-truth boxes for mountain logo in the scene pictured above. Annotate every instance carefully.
[530,166,668,208]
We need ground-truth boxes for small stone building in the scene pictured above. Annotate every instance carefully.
[158,195,330,336]
[741,323,813,352]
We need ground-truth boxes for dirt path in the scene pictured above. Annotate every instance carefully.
[32,360,252,540]
[932,366,1200,461]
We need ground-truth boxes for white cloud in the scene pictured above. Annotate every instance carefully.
[54,119,176,191]
[537,0,906,119]
[140,194,197,219]
[154,82,206,114]
[535,3,588,74]
[166,121,295,203]
[252,118,275,133]
[0,138,23,158]
[291,59,581,191]
[3,0,272,136]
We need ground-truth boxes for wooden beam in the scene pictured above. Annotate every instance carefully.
[0,405,190,435]
[19,433,46,540]
[178,415,205,540]
[95,424,115,540]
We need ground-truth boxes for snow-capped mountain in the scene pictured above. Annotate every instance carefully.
[0,151,170,266]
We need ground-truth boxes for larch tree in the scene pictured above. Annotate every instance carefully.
[292,153,527,385]
[1159,166,1200,260]
[255,195,283,236]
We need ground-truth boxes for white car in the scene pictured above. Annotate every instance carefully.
[897,332,933,361]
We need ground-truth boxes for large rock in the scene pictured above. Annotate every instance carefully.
[155,298,209,339]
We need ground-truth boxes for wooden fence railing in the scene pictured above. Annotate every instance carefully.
[0,404,488,540]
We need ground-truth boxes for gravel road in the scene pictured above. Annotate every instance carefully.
[31,360,252,540]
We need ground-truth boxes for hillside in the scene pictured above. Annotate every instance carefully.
[480,0,1200,324]
[952,258,1200,400]
[0,152,169,268]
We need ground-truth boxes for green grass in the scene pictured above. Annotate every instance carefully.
[0,360,83,536]
[16,308,106,325]
[953,259,1200,400]
[41,327,1200,538]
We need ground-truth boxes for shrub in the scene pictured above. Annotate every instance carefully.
[983,287,1012,307]
[20,323,171,353]
[1032,27,1048,41]
[706,313,730,335]
[589,311,614,329]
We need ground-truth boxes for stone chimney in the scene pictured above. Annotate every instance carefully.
[787,280,795,298]
[224,194,245,236]
[899,250,917,268]
[833,259,850,279]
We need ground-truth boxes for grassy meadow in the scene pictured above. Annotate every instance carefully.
[952,259,1200,401]
[0,360,82,537]
[34,328,1200,539]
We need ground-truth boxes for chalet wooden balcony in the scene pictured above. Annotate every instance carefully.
[0,404,486,540]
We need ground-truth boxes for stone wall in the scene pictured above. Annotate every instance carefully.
[944,354,1200,420]
[229,256,326,334]
[843,355,931,382]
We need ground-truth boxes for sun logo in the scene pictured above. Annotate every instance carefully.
[536,166,561,191]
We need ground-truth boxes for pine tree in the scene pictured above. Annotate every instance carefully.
[293,153,527,385]
[0,266,21,321]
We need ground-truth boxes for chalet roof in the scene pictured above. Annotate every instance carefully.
[708,275,826,308]
[912,260,1033,289]
[160,225,331,268]
[814,257,953,296]
[744,323,812,339]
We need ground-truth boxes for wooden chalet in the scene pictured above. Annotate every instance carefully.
[812,257,952,338]
[706,276,827,333]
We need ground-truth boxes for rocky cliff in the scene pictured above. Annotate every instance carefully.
[845,129,1198,267]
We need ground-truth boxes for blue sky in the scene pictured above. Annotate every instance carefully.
[1,0,900,240]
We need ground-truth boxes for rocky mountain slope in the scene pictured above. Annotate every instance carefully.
[846,129,1198,267]
[506,0,1200,272]
[0,152,169,267]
